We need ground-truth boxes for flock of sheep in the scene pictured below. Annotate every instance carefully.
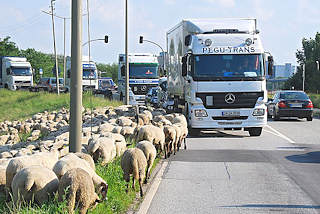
[0,105,188,213]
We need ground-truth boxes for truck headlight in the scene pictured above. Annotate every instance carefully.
[194,109,208,117]
[252,108,265,116]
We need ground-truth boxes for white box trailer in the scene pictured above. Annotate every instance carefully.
[166,18,273,136]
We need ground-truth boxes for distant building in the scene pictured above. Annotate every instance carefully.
[272,63,297,79]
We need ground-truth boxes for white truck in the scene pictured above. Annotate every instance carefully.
[66,56,98,91]
[0,56,33,90]
[117,53,159,105]
[166,18,273,136]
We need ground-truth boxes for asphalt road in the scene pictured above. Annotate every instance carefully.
[143,118,320,214]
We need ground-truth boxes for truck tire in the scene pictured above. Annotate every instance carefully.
[248,127,262,136]
[307,116,313,121]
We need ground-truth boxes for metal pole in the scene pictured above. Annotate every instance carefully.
[316,60,319,71]
[50,0,60,95]
[69,0,82,153]
[302,64,305,92]
[63,17,66,86]
[125,0,129,105]
[87,0,91,62]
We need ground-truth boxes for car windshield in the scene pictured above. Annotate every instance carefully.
[279,92,309,100]
[129,63,158,79]
[51,78,64,84]
[193,54,264,80]
[99,80,113,89]
[11,67,32,76]
[83,69,97,79]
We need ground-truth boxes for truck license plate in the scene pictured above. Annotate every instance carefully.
[222,111,240,117]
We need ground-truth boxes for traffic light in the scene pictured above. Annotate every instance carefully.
[104,35,109,43]
[139,36,143,44]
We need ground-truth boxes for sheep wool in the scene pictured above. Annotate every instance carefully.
[121,148,147,197]
[58,168,105,214]
[136,141,156,183]
[87,137,116,164]
[136,125,165,157]
[11,166,59,205]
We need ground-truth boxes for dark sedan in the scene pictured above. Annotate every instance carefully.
[267,91,313,121]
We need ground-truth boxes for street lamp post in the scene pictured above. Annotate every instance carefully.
[302,63,305,92]
[316,60,319,71]
[50,0,60,95]
[125,0,129,105]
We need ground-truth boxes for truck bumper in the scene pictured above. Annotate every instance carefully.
[189,107,267,129]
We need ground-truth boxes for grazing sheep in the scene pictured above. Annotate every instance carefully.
[171,114,188,150]
[0,159,10,192]
[136,141,156,183]
[99,133,127,157]
[163,125,177,157]
[87,137,116,165]
[172,124,182,154]
[136,125,166,158]
[120,126,135,140]
[98,123,114,133]
[137,113,151,126]
[74,153,95,170]
[112,126,122,134]
[116,116,133,127]
[121,148,147,197]
[6,150,59,195]
[11,166,59,205]
[53,153,108,200]
[58,168,106,214]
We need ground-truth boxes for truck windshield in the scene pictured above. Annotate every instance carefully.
[83,69,97,79]
[11,67,32,76]
[193,54,264,81]
[129,63,158,79]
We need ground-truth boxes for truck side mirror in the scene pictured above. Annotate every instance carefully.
[267,56,274,76]
[121,65,125,76]
[181,56,187,76]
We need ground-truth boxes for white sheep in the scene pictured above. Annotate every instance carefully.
[6,150,59,195]
[58,168,105,214]
[87,137,116,164]
[74,152,96,170]
[100,133,127,157]
[163,125,177,157]
[0,159,10,192]
[53,153,108,201]
[136,124,166,158]
[121,148,147,197]
[136,141,156,183]
[11,165,59,205]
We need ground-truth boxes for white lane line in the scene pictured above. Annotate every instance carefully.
[265,125,297,144]
[137,161,168,214]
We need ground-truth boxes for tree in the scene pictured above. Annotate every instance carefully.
[96,63,118,83]
[0,37,20,56]
[285,33,320,92]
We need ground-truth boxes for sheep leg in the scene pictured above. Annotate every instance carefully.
[125,183,129,193]
[67,190,76,214]
[132,175,135,189]
[184,138,187,150]
[139,173,143,197]
[144,163,151,184]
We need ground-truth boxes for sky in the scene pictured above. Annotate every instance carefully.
[0,0,319,66]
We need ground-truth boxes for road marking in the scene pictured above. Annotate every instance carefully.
[265,125,297,144]
[137,161,168,214]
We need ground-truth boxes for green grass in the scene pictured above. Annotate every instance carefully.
[0,89,122,122]
[309,93,320,108]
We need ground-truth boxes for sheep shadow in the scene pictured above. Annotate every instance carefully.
[286,151,320,164]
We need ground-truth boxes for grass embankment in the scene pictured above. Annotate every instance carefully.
[0,89,160,213]
[0,89,122,122]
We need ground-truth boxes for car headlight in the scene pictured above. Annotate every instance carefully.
[252,108,265,116]
[194,109,208,117]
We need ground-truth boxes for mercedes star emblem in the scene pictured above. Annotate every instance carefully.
[225,93,236,104]
[141,85,147,91]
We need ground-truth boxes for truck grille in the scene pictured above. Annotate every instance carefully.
[196,92,264,109]
[130,84,157,95]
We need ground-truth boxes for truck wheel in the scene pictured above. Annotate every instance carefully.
[248,127,262,136]
[120,93,123,102]
[188,128,201,137]
[307,116,313,121]
[273,108,280,121]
